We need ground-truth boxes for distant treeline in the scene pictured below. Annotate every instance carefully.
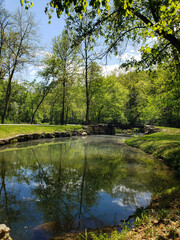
[0,67,179,127]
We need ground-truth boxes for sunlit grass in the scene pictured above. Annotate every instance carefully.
[125,127,180,169]
[0,124,83,139]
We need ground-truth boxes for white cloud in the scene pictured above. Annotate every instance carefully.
[34,50,50,57]
[120,51,141,62]
[112,199,126,207]
[101,64,121,76]
[28,65,44,76]
[22,65,44,82]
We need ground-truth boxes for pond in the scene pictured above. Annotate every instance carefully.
[0,135,176,240]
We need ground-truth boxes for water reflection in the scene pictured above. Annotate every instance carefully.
[0,135,176,240]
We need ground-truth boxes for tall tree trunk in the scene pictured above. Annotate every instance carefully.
[72,110,74,123]
[85,39,89,125]
[1,80,11,124]
[1,32,23,124]
[66,106,69,124]
[60,79,66,125]
[1,64,16,123]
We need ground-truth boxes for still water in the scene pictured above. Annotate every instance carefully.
[0,135,176,239]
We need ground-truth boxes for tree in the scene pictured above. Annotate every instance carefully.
[89,73,128,124]
[1,8,39,123]
[81,36,95,125]
[66,11,103,124]
[0,2,11,82]
[40,30,80,125]
[21,0,180,65]
[83,61,102,124]
[139,68,180,127]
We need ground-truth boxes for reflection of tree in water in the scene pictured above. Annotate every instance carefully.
[30,138,176,236]
[0,153,27,231]
[31,142,103,235]
[77,142,104,229]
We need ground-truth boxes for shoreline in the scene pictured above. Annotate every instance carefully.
[0,130,83,146]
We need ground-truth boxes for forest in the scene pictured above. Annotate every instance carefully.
[0,0,180,127]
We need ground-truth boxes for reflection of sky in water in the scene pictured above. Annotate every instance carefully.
[0,135,176,240]
[85,190,151,228]
[7,179,151,235]
[112,192,151,208]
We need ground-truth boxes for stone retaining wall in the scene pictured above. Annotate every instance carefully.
[0,130,83,146]
[83,124,115,135]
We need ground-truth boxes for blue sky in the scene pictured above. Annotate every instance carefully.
[4,0,141,80]
[5,0,65,47]
[5,0,67,81]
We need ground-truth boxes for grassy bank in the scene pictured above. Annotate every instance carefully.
[0,124,83,139]
[125,127,180,169]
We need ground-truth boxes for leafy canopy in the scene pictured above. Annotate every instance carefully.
[20,0,180,58]
[20,0,110,20]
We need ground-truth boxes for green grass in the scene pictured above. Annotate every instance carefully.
[0,124,83,139]
[125,127,180,169]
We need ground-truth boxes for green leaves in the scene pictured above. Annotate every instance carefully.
[21,0,110,19]
[160,5,166,12]
[20,0,24,6]
[144,47,151,54]
[20,0,33,10]
[97,8,101,16]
